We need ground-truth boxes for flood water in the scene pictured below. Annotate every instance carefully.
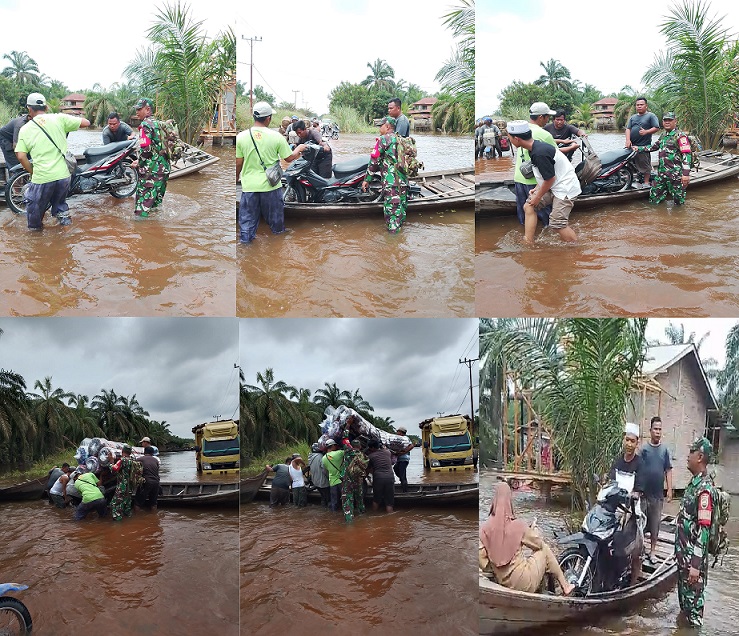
[476,132,739,317]
[0,501,239,634]
[479,471,739,635]
[237,132,474,318]
[0,129,235,317]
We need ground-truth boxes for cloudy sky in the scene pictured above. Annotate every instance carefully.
[236,0,457,115]
[0,318,240,438]
[477,0,739,115]
[645,318,737,372]
[0,0,232,93]
[239,319,479,433]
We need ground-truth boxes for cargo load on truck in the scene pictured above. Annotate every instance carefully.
[193,420,240,475]
[419,415,474,471]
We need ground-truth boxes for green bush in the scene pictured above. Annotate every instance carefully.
[330,105,375,133]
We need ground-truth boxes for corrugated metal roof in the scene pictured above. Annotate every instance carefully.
[642,344,718,408]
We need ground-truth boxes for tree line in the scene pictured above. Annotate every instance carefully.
[1,1,235,145]
[491,1,739,149]
[0,365,190,466]
[240,368,401,462]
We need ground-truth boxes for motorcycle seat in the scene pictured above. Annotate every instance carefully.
[83,140,132,161]
[332,156,369,178]
[599,148,633,169]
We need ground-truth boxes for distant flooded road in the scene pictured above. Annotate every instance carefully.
[475,133,739,317]
[238,133,474,318]
[0,130,235,317]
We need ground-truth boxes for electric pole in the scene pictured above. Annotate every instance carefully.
[292,90,299,109]
[242,35,262,112]
[459,357,479,423]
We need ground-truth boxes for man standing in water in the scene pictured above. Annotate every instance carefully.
[387,98,410,138]
[367,439,395,513]
[15,92,91,228]
[109,444,143,521]
[236,101,305,243]
[639,416,673,563]
[675,437,716,629]
[0,109,29,169]
[393,427,413,493]
[132,98,170,217]
[625,97,660,188]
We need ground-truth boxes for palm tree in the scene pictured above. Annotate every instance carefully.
[28,377,75,457]
[84,83,126,127]
[481,318,647,509]
[67,394,103,442]
[432,93,472,133]
[0,369,34,459]
[570,102,595,129]
[243,368,300,456]
[288,387,323,444]
[92,388,133,440]
[642,0,739,149]
[1,51,40,85]
[370,415,396,433]
[361,58,395,91]
[534,59,573,94]
[717,322,739,420]
[345,389,374,419]
[312,382,352,414]
[652,321,720,379]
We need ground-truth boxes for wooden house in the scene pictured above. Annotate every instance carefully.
[200,78,236,146]
[60,93,86,116]
[628,344,731,491]
[591,97,618,129]
[410,97,437,132]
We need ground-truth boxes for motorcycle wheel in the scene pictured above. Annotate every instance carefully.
[283,182,306,204]
[4,170,33,215]
[558,546,594,595]
[110,162,139,199]
[331,131,339,140]
[614,167,633,192]
[0,596,33,634]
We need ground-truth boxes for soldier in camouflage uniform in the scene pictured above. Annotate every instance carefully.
[109,445,143,521]
[132,97,170,217]
[341,441,368,523]
[635,112,692,205]
[675,437,716,628]
[361,116,408,233]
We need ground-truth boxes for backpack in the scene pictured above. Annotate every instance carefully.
[395,134,423,177]
[708,487,731,567]
[157,119,186,163]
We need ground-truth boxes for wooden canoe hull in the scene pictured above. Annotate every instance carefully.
[240,471,268,504]
[0,477,47,501]
[476,151,739,217]
[156,481,239,507]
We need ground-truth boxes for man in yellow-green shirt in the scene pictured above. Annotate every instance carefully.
[235,101,305,243]
[15,92,91,229]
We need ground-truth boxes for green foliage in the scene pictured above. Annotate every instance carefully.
[241,442,311,476]
[1,50,39,85]
[499,82,546,117]
[0,102,14,128]
[534,58,574,94]
[571,102,595,128]
[330,105,375,133]
[433,93,473,133]
[253,85,276,105]
[362,58,395,91]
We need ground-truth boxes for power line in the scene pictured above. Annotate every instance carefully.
[241,35,262,112]
[459,356,479,422]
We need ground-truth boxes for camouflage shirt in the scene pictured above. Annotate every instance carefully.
[676,471,715,571]
[636,128,692,178]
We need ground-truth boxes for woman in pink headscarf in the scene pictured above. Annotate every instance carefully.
[479,481,574,595]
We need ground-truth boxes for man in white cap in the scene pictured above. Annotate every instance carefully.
[138,436,160,465]
[510,102,557,227]
[15,92,91,229]
[236,101,306,243]
[507,120,580,244]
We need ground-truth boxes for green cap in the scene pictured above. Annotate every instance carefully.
[134,97,154,110]
[662,112,676,120]
[689,436,712,457]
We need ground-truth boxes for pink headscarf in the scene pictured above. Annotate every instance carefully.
[480,481,529,567]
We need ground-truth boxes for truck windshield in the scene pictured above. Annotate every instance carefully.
[203,436,240,456]
[431,432,471,452]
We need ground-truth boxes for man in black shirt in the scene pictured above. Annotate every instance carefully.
[294,119,333,178]
[0,113,29,169]
[102,112,135,145]
[135,446,160,511]
[543,110,587,162]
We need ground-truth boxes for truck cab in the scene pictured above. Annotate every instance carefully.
[419,415,474,471]
[192,420,240,475]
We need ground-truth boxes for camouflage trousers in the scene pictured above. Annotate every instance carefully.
[677,566,708,627]
[135,160,170,216]
[341,477,365,523]
[649,172,686,205]
[382,184,408,233]
[110,483,135,521]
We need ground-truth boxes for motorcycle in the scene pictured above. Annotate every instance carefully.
[576,137,639,194]
[556,476,645,595]
[0,583,32,634]
[4,138,139,215]
[320,120,340,141]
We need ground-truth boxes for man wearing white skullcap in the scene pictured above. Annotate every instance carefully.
[608,421,645,585]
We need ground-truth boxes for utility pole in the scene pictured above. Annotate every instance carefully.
[292,90,299,109]
[459,357,479,423]
[242,35,262,112]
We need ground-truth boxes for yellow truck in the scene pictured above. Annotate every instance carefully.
[419,415,474,471]
[192,420,240,475]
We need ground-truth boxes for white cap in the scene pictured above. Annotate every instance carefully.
[138,437,151,444]
[529,101,556,116]
[26,92,47,107]
[624,422,640,438]
[507,120,530,135]
[253,101,274,118]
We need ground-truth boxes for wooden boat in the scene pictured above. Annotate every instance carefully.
[479,517,678,634]
[155,480,239,507]
[240,470,268,504]
[476,150,739,217]
[284,167,474,217]
[0,476,47,502]
[257,480,478,507]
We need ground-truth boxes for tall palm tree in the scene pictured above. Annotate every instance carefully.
[345,389,374,419]
[432,92,472,133]
[312,382,352,414]
[370,415,396,433]
[361,58,395,91]
[652,321,720,379]
[68,394,103,442]
[84,83,126,127]
[244,368,299,456]
[288,387,323,444]
[1,51,40,85]
[642,0,739,148]
[28,377,75,457]
[92,388,133,440]
[534,59,574,94]
[0,369,34,454]
[717,322,739,418]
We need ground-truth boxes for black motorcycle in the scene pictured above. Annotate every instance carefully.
[576,137,640,194]
[4,138,139,215]
[556,481,643,595]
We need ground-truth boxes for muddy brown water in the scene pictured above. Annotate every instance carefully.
[476,133,739,317]
[237,132,474,318]
[0,452,239,634]
[479,471,739,635]
[1,129,235,317]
